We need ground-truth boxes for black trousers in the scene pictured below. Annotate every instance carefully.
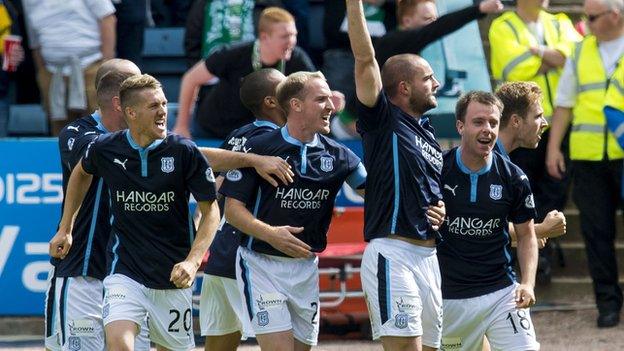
[572,160,623,313]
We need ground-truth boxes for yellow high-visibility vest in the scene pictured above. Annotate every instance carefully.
[605,58,624,112]
[570,36,624,161]
[489,10,581,119]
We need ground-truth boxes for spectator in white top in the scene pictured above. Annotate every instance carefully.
[24,0,116,136]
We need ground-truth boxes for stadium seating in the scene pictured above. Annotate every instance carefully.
[141,27,187,102]
[7,104,48,136]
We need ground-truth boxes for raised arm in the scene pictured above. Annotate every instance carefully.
[224,197,312,258]
[346,0,382,107]
[170,200,220,288]
[49,161,93,258]
[173,61,216,138]
[199,147,294,186]
[513,220,538,308]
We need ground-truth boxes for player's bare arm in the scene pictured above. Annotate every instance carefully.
[546,106,573,179]
[508,209,566,245]
[173,61,216,138]
[347,0,383,107]
[224,197,312,258]
[513,220,538,308]
[199,147,294,186]
[49,161,93,259]
[170,200,220,288]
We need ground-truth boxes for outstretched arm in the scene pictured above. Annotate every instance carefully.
[173,61,215,138]
[347,0,382,107]
[49,162,93,258]
[199,147,294,186]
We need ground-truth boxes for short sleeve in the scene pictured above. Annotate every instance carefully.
[84,0,116,19]
[356,91,391,133]
[508,170,537,224]
[219,167,260,205]
[63,130,100,170]
[204,45,236,78]
[555,58,577,108]
[185,144,217,202]
[81,138,100,175]
[343,147,366,189]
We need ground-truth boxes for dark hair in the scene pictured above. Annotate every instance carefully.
[455,91,504,122]
[96,70,137,109]
[240,68,284,116]
[495,82,542,128]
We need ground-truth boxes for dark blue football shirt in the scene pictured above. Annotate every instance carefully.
[493,138,510,161]
[81,131,217,289]
[356,92,443,241]
[220,126,366,257]
[204,120,280,279]
[438,147,536,299]
[54,112,111,280]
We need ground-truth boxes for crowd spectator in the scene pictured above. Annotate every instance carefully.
[546,0,624,328]
[173,6,315,139]
[489,0,582,282]
[114,0,147,67]
[150,0,191,26]
[23,0,116,136]
[0,0,23,137]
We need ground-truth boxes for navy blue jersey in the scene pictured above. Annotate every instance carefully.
[54,113,110,280]
[204,120,280,279]
[81,131,217,289]
[437,147,536,299]
[493,139,510,161]
[356,92,443,241]
[220,126,366,257]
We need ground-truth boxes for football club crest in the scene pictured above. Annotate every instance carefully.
[161,157,174,173]
[67,138,75,151]
[256,310,269,326]
[68,336,81,351]
[489,184,503,200]
[395,313,408,329]
[320,156,334,172]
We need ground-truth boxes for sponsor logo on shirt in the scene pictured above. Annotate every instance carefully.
[227,136,248,152]
[444,184,458,196]
[275,187,330,209]
[113,158,128,171]
[68,319,95,336]
[445,216,502,237]
[415,135,442,171]
[115,190,175,212]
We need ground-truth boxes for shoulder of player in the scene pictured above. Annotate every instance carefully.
[492,153,528,182]
[58,115,98,139]
[164,133,201,152]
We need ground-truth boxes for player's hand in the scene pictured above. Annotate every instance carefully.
[479,0,504,14]
[537,237,548,249]
[172,124,191,139]
[250,154,294,187]
[49,229,72,259]
[170,260,199,288]
[267,226,313,258]
[330,90,346,114]
[545,148,566,179]
[540,210,566,239]
[515,284,536,308]
[427,200,446,231]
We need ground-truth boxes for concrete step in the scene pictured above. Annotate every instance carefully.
[535,276,624,306]
[559,209,624,242]
[548,242,624,277]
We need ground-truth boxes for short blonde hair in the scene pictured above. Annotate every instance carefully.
[276,71,326,114]
[119,74,162,109]
[258,7,295,34]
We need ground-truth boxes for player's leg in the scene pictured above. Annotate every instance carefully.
[59,276,106,351]
[44,268,61,351]
[441,296,487,351]
[146,285,195,351]
[418,248,443,351]
[102,274,148,351]
[360,239,427,351]
[200,274,249,351]
[484,285,539,351]
[236,247,295,351]
[286,256,320,351]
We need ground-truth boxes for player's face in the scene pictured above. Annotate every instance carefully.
[131,88,168,141]
[300,78,334,135]
[407,62,440,114]
[457,101,500,159]
[518,102,547,149]
[262,21,297,61]
[403,2,438,29]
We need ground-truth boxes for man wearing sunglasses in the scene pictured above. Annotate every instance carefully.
[546,0,624,328]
